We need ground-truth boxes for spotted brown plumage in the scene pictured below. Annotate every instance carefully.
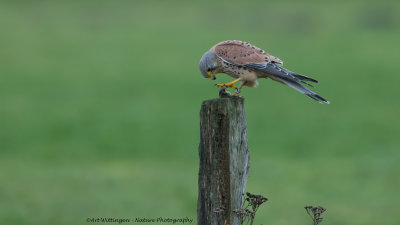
[199,40,329,104]
[213,40,283,65]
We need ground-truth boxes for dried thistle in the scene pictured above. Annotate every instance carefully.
[304,206,326,225]
[233,192,268,225]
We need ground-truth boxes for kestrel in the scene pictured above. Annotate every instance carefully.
[199,40,329,104]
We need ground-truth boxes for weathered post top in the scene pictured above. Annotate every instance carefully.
[198,97,250,225]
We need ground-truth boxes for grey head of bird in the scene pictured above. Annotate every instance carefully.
[199,50,218,80]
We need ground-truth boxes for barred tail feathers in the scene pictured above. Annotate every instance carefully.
[245,62,329,104]
[282,79,330,104]
[292,73,318,83]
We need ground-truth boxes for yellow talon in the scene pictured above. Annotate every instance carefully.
[216,78,241,89]
[216,83,237,89]
[231,92,238,96]
[225,78,241,86]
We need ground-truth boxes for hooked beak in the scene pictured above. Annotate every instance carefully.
[208,71,216,80]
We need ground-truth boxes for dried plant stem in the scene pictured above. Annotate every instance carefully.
[305,206,327,225]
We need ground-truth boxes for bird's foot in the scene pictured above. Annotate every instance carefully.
[217,80,241,98]
[219,87,240,98]
[216,83,237,89]
[230,88,241,97]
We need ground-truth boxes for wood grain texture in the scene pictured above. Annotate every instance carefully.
[198,97,250,225]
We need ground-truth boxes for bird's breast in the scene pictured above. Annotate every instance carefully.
[220,64,258,82]
[219,61,248,78]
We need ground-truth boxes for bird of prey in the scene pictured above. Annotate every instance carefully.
[199,40,329,104]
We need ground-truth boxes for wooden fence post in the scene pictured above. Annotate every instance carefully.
[197,97,250,225]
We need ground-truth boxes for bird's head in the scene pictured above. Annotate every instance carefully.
[199,50,218,80]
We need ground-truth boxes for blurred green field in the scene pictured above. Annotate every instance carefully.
[1,0,400,225]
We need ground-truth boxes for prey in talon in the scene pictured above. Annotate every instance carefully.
[199,40,329,103]
[215,78,240,96]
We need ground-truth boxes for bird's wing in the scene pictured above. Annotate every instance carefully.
[212,40,283,65]
[246,62,317,85]
[246,62,329,104]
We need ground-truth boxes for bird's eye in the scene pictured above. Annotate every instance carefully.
[206,68,211,72]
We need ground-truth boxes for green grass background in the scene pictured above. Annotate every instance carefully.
[1,0,399,224]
